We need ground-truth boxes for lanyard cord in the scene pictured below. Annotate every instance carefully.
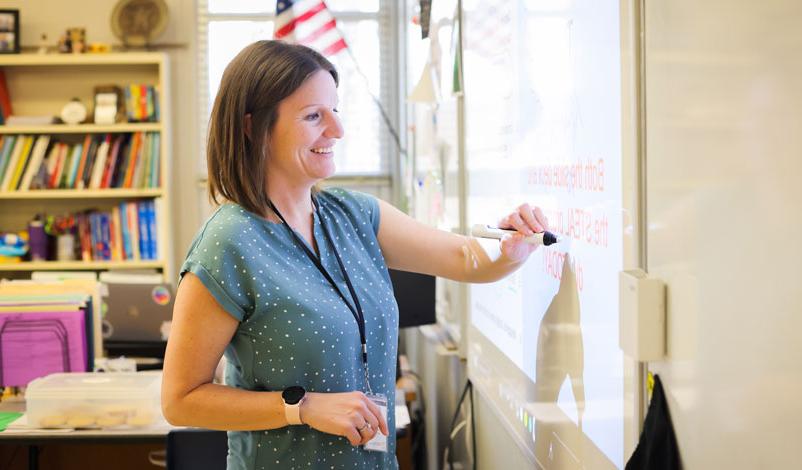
[267,197,373,394]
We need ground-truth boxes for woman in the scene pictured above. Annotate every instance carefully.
[161,40,548,469]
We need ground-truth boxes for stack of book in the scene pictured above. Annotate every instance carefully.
[75,199,161,262]
[0,132,161,191]
[124,84,160,122]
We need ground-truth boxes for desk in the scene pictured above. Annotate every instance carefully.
[1,399,412,470]
[0,400,170,470]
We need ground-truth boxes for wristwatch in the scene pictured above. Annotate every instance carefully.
[282,386,306,425]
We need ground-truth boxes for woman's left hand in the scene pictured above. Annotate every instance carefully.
[496,203,550,263]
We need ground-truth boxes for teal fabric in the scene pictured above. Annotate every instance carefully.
[180,188,399,470]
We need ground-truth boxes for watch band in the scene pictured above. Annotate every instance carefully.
[284,397,305,425]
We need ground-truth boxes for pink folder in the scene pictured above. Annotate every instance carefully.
[0,310,87,387]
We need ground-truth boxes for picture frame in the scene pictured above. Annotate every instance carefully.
[0,9,20,54]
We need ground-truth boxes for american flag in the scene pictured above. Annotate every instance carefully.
[274,0,348,56]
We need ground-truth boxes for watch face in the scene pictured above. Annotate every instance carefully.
[282,386,306,405]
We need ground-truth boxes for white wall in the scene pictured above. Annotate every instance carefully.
[645,1,802,468]
[8,0,202,277]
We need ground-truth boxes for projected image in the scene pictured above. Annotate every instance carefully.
[463,0,624,467]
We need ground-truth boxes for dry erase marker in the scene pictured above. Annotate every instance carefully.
[471,224,562,247]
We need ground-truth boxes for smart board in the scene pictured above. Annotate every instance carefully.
[463,0,625,467]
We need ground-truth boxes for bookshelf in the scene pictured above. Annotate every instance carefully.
[0,52,172,281]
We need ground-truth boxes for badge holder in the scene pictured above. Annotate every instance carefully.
[363,393,388,452]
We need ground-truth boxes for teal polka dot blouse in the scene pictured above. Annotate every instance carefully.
[180,188,399,470]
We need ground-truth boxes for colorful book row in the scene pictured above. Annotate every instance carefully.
[76,199,161,262]
[0,132,161,192]
[125,84,160,123]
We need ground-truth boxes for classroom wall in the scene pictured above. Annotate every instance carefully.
[644,1,802,468]
[6,0,202,279]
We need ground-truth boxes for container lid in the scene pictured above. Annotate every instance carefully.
[26,372,162,401]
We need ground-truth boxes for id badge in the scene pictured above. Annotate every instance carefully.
[364,393,388,452]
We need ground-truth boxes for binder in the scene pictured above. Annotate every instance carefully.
[0,309,88,387]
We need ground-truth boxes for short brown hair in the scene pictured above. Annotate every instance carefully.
[206,40,338,216]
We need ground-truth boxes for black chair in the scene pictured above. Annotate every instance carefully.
[166,429,228,470]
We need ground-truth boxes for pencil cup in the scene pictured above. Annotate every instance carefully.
[56,234,76,261]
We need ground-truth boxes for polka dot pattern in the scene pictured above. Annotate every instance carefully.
[180,188,399,469]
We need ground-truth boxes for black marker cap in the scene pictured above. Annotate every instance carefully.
[542,231,558,246]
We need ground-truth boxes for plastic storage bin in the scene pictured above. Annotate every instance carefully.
[25,371,163,429]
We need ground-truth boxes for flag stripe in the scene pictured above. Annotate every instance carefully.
[275,2,327,38]
[322,38,347,56]
[300,19,338,46]
[274,0,347,57]
[308,27,344,52]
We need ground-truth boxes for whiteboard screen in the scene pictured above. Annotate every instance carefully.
[463,0,624,467]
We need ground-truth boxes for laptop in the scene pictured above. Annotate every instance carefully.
[102,283,174,343]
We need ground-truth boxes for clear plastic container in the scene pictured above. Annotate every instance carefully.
[25,371,163,429]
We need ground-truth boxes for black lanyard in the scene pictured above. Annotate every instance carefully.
[267,197,373,393]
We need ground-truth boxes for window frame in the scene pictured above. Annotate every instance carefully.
[196,0,405,203]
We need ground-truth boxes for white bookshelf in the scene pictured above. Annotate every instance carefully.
[0,52,172,280]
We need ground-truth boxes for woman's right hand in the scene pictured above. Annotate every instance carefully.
[299,391,389,446]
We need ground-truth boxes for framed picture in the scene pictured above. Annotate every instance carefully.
[0,10,20,54]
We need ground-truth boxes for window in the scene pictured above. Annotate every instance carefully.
[197,0,399,178]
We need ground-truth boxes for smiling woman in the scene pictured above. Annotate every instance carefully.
[205,41,340,218]
[266,70,345,190]
[162,39,549,470]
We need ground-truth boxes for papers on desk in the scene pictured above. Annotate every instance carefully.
[3,414,72,434]
[2,412,176,435]
[0,411,22,431]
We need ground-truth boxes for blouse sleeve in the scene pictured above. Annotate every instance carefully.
[179,213,252,322]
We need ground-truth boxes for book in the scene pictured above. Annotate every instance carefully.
[119,202,130,260]
[50,143,70,189]
[107,134,129,188]
[77,212,92,262]
[152,197,162,259]
[145,199,157,260]
[126,202,140,260]
[150,132,160,188]
[1,135,27,191]
[57,143,77,189]
[31,156,50,189]
[18,135,51,191]
[122,132,141,188]
[0,70,12,119]
[47,143,65,189]
[78,135,101,190]
[8,136,34,190]
[133,133,149,189]
[44,142,60,187]
[129,85,140,121]
[100,135,123,189]
[0,135,16,183]
[65,141,83,189]
[137,201,149,260]
[89,136,111,189]
[110,205,124,261]
[140,85,149,122]
[152,86,160,122]
[73,135,92,189]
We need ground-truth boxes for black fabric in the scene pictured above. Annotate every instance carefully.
[626,374,682,470]
[167,429,228,470]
